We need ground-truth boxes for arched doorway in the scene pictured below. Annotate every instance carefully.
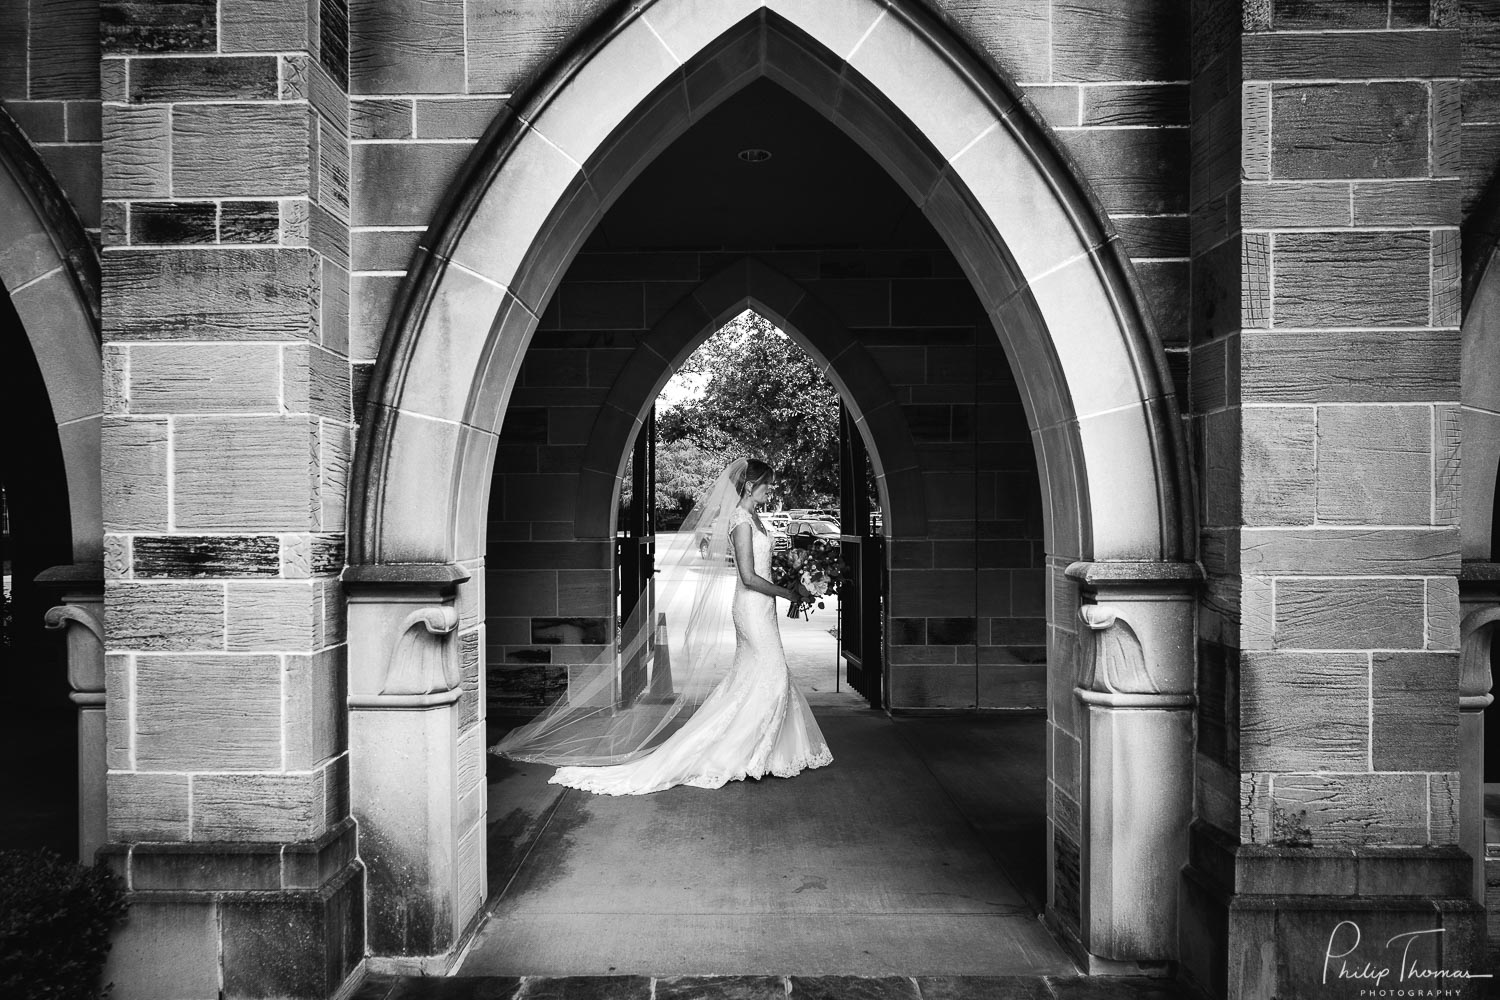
[346,0,1196,973]
[1459,194,1500,906]
[0,110,106,861]
[470,256,1063,973]
[562,260,929,717]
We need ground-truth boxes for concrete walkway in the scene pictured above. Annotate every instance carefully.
[465,615,1070,978]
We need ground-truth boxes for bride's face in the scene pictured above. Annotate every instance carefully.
[748,479,772,505]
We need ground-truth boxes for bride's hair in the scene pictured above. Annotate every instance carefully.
[735,458,775,497]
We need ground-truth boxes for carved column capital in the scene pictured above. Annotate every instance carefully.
[346,604,463,708]
[44,602,103,641]
[1459,607,1499,708]
[1078,603,1164,697]
[43,597,106,703]
[1068,561,1200,702]
[1459,563,1499,710]
[344,562,471,707]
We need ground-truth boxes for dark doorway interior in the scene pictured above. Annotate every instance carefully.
[1,285,79,858]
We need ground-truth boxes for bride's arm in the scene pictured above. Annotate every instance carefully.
[731,522,795,600]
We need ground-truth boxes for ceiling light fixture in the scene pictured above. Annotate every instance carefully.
[737,147,773,163]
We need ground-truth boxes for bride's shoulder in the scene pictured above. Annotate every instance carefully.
[728,506,752,528]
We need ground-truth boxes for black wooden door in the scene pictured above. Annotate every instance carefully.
[617,409,656,706]
[839,405,884,708]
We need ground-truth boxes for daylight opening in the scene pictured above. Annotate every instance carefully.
[617,308,871,708]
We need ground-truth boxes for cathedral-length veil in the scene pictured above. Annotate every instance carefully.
[491,458,749,766]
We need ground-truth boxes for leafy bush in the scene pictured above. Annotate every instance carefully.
[0,849,128,999]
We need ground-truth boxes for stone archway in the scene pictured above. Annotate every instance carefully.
[0,111,106,860]
[0,111,102,566]
[573,255,928,542]
[346,0,1197,973]
[1459,234,1500,566]
[1458,195,1500,904]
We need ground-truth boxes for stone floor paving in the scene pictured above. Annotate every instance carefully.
[352,974,1208,1000]
[470,705,1062,976]
[398,624,1213,997]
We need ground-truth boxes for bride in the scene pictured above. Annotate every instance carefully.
[491,457,833,795]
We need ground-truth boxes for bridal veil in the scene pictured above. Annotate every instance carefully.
[491,458,751,765]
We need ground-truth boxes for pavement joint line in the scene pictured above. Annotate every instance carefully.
[484,784,572,912]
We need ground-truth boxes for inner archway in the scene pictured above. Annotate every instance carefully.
[347,0,1196,974]
[472,268,1060,972]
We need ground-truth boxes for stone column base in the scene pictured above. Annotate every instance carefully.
[100,821,363,1000]
[1043,907,1177,977]
[1179,823,1486,999]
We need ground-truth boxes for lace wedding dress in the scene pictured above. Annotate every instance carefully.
[549,505,833,795]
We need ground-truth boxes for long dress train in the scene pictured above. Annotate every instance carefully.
[549,506,833,795]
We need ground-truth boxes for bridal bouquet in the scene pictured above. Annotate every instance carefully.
[771,541,846,619]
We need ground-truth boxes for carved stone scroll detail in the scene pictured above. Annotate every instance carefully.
[382,606,461,696]
[1078,604,1160,695]
[1460,607,1499,702]
[44,604,106,694]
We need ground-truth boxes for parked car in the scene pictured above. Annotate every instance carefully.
[785,508,838,522]
[698,512,790,562]
[763,512,791,552]
[786,517,842,545]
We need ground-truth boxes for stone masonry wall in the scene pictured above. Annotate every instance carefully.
[1465,1,1500,221]
[95,0,361,993]
[342,0,1192,411]
[483,248,1049,714]
[1191,1,1464,850]
[0,0,101,237]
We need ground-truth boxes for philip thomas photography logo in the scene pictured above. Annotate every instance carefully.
[1322,920,1492,997]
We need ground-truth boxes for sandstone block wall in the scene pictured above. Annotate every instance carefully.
[339,0,1193,415]
[99,0,353,829]
[1191,2,1466,850]
[92,0,361,992]
[1,0,101,234]
[1465,1,1500,221]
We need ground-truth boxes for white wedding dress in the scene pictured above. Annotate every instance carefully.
[549,506,833,795]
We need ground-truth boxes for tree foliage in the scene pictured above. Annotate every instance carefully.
[651,438,732,529]
[659,311,840,512]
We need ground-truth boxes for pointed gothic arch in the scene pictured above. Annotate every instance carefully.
[349,1,1193,569]
[1460,192,1500,563]
[0,111,103,567]
[573,255,928,541]
[345,0,1199,971]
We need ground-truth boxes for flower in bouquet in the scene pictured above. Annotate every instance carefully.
[770,540,846,618]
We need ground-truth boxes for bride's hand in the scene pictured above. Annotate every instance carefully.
[778,586,797,602]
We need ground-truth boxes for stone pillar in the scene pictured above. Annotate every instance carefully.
[97,2,358,996]
[1184,4,1483,996]
[1066,561,1197,968]
[344,565,485,974]
[39,564,106,861]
